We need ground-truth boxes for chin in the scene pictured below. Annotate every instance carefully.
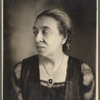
[37,52,48,57]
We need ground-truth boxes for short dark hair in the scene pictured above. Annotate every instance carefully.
[36,8,72,53]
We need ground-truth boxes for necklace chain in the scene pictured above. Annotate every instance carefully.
[42,54,64,87]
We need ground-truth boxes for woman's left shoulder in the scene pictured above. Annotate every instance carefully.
[68,56,83,64]
[81,63,95,99]
[81,63,94,86]
[81,63,93,74]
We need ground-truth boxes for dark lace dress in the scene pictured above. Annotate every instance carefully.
[40,80,65,100]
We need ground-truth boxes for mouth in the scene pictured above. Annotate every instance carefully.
[36,45,45,50]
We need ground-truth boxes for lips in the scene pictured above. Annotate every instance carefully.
[37,46,45,48]
[36,45,45,50]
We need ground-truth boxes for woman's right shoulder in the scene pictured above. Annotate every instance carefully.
[12,62,22,80]
[21,55,39,64]
[12,55,39,79]
[14,55,38,68]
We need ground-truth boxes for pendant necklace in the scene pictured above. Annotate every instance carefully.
[42,54,64,87]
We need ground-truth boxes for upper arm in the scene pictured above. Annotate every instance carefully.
[81,63,95,100]
[81,63,94,86]
[11,62,23,100]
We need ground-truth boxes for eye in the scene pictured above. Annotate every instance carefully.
[33,29,38,36]
[42,29,48,36]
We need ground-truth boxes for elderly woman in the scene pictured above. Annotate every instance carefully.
[11,9,95,100]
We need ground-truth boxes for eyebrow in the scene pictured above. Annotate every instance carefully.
[33,27,37,29]
[33,26,51,30]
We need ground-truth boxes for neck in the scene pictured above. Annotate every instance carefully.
[39,48,64,68]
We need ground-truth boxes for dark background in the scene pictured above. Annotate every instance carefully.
[4,0,96,100]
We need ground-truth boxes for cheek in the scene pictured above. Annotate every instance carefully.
[45,34,62,47]
[47,38,61,49]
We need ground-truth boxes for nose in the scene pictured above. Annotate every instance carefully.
[35,31,43,43]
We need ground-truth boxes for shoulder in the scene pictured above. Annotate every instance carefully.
[81,63,94,86]
[68,56,83,72]
[68,56,93,75]
[12,55,39,80]
[12,61,22,81]
[22,55,38,63]
[81,63,95,99]
[68,56,83,64]
[81,63,93,74]
[69,56,92,70]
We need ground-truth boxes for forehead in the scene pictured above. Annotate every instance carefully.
[34,16,58,29]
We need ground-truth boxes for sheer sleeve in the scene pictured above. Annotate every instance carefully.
[11,62,23,100]
[81,63,95,100]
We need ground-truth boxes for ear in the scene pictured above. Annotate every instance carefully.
[61,36,68,45]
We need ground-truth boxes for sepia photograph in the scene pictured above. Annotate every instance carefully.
[2,0,97,100]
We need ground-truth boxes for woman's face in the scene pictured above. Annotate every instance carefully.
[33,16,65,57]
